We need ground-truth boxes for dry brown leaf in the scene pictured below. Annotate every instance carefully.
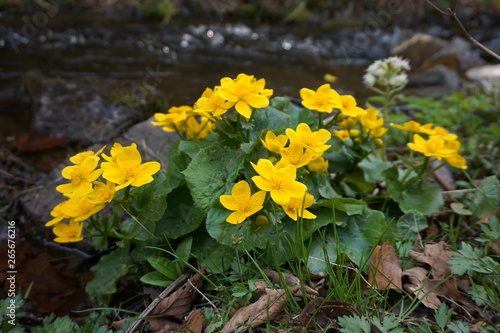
[151,269,205,320]
[178,309,204,333]
[368,241,403,290]
[263,269,319,298]
[108,317,136,331]
[402,267,463,309]
[487,241,500,255]
[149,318,181,333]
[409,241,453,279]
[298,297,324,327]
[298,297,354,329]
[221,282,290,333]
[403,267,441,309]
[477,210,498,224]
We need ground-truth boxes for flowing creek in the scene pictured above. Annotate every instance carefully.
[0,9,401,161]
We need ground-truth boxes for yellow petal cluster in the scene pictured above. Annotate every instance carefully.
[218,73,272,118]
[286,123,331,159]
[403,122,467,169]
[307,156,329,173]
[407,134,456,160]
[219,180,266,224]
[46,143,161,242]
[251,159,307,205]
[282,193,317,221]
[261,131,288,154]
[194,87,234,118]
[101,143,161,191]
[56,155,102,197]
[280,142,314,168]
[152,105,214,140]
[338,95,367,117]
[300,83,342,113]
[53,220,84,243]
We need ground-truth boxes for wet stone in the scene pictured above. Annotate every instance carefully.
[23,73,166,144]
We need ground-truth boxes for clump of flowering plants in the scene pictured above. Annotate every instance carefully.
[46,69,468,302]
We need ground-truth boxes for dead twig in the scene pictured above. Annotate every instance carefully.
[125,272,191,333]
[423,0,500,61]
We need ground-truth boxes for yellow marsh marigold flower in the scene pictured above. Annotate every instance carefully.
[390,120,423,133]
[307,156,329,173]
[417,123,434,134]
[407,134,455,160]
[194,87,233,118]
[261,131,288,154]
[338,95,367,117]
[368,126,388,138]
[237,73,273,98]
[338,116,358,130]
[69,146,105,165]
[87,181,116,205]
[61,197,105,222]
[45,197,105,226]
[444,139,461,152]
[186,116,213,140]
[151,105,193,132]
[428,126,458,141]
[101,144,161,191]
[102,142,125,163]
[56,155,103,197]
[46,200,73,226]
[334,129,351,141]
[444,140,467,169]
[358,108,384,130]
[299,83,342,113]
[286,123,331,159]
[280,142,314,168]
[219,180,266,224]
[218,74,271,118]
[52,220,84,243]
[445,153,468,169]
[282,192,317,221]
[251,158,307,205]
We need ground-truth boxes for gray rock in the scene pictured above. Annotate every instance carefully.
[407,65,461,89]
[391,33,483,72]
[23,74,166,143]
[391,33,450,70]
[466,64,500,92]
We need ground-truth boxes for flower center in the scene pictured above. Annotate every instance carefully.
[270,172,288,190]
[71,169,87,184]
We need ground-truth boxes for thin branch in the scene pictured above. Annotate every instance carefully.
[125,272,191,333]
[423,0,500,62]
[423,0,447,15]
[446,8,500,61]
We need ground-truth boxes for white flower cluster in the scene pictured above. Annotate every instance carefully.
[363,56,410,88]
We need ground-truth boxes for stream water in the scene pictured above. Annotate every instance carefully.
[0,8,403,145]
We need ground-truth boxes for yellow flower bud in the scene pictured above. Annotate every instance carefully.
[374,138,384,148]
[255,215,269,226]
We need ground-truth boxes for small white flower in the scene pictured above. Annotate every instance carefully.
[363,73,376,87]
[373,67,387,78]
[364,56,410,88]
[388,73,408,87]
[386,56,410,71]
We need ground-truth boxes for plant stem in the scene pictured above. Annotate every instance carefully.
[318,111,324,129]
[401,157,435,189]
[323,111,341,129]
